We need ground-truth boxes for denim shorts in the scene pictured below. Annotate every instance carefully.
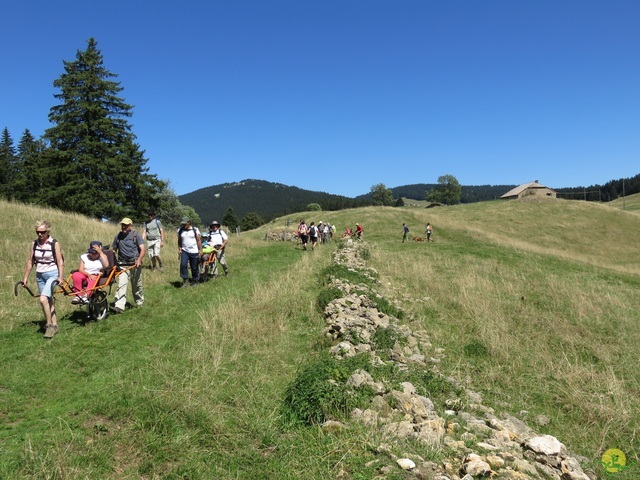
[36,269,59,298]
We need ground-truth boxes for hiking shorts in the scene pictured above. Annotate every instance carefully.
[36,269,59,298]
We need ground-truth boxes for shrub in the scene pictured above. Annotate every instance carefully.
[281,353,374,427]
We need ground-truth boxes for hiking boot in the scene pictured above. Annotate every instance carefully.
[71,296,83,304]
[181,280,189,288]
[43,324,58,338]
[113,306,124,314]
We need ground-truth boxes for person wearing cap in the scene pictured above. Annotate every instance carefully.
[207,220,229,276]
[111,217,145,313]
[178,217,202,286]
[142,211,165,272]
[71,241,108,304]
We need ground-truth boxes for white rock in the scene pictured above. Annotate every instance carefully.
[525,434,565,456]
[396,458,416,470]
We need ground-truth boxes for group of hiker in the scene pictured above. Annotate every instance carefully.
[295,220,364,250]
[22,214,435,339]
[402,222,434,243]
[21,213,231,338]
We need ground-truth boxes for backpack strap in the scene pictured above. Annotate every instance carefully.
[32,238,60,267]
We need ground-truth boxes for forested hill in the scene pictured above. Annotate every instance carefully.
[178,179,369,224]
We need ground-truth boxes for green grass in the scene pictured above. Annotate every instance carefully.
[1,198,639,479]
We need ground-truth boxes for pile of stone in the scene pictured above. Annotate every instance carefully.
[320,241,595,480]
[263,230,298,241]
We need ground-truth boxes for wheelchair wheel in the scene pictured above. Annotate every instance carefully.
[88,291,108,321]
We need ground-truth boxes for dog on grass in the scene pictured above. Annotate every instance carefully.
[412,236,425,242]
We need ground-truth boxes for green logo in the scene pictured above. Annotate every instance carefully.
[601,449,635,477]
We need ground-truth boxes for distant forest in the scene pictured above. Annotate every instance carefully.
[180,175,640,227]
[178,179,370,225]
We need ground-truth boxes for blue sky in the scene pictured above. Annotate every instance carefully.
[3,1,639,197]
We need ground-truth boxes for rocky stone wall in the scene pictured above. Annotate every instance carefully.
[320,240,595,480]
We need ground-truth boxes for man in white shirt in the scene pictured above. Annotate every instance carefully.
[178,217,202,287]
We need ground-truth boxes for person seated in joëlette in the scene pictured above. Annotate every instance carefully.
[71,241,108,304]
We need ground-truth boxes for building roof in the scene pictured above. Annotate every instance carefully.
[500,180,556,198]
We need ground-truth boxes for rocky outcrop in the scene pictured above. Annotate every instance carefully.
[321,241,595,480]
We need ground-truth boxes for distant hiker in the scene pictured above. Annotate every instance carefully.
[143,211,165,272]
[71,241,108,304]
[178,217,202,287]
[21,219,65,338]
[298,220,309,250]
[309,222,319,250]
[322,223,329,244]
[425,223,433,242]
[207,221,229,276]
[112,217,145,312]
[355,223,363,239]
[402,223,409,243]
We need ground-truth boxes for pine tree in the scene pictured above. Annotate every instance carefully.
[43,38,164,220]
[0,127,17,198]
[223,207,240,232]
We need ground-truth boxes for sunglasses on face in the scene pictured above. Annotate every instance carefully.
[36,230,48,234]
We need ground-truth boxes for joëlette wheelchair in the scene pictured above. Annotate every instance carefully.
[199,237,219,282]
[15,249,135,321]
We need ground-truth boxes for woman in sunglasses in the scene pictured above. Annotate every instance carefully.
[21,220,65,338]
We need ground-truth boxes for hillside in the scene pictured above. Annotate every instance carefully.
[178,179,368,224]
[1,198,638,478]
[606,191,640,213]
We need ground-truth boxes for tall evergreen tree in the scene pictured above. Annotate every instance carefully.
[43,38,163,220]
[0,127,17,198]
[222,207,240,232]
[13,129,46,202]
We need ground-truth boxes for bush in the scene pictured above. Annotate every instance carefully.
[281,353,374,427]
[317,287,343,312]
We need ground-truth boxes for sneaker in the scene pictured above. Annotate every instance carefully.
[71,296,83,304]
[181,280,189,288]
[158,267,163,272]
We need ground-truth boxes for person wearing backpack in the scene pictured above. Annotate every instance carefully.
[143,211,165,272]
[297,220,309,251]
[308,222,318,250]
[112,217,145,313]
[425,223,433,242]
[207,220,229,276]
[21,219,65,338]
[178,216,202,287]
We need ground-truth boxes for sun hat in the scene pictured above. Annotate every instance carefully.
[210,220,220,227]
[120,218,133,225]
[181,216,190,224]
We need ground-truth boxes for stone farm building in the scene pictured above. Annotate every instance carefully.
[500,180,557,199]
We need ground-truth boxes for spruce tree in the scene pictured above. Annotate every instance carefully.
[0,127,17,198]
[222,207,240,232]
[13,129,46,202]
[43,38,163,220]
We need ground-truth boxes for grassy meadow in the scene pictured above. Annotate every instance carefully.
[0,197,638,479]
[607,191,640,214]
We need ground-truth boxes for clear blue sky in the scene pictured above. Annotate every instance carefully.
[3,1,638,197]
